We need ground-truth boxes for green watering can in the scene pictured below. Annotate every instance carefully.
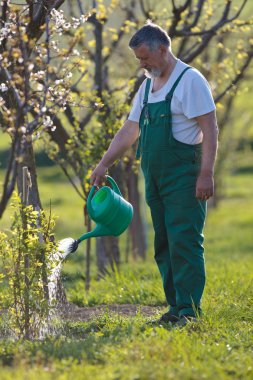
[59,176,134,256]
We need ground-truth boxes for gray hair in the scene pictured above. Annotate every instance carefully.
[129,21,171,51]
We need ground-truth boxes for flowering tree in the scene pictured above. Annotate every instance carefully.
[0,1,92,216]
[0,1,96,335]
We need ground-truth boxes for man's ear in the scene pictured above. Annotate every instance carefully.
[159,44,167,56]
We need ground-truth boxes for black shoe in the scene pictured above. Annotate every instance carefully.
[174,315,197,328]
[148,312,179,325]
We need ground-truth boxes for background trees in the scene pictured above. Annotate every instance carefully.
[0,0,253,298]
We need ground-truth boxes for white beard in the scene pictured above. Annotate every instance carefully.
[144,68,162,79]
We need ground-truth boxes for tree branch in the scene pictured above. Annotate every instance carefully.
[1,0,8,23]
[79,111,93,130]
[0,133,21,218]
[1,67,24,109]
[104,7,137,65]
[27,0,65,40]
[169,0,192,37]
[57,161,85,201]
[215,47,253,103]
[175,0,248,38]
[139,0,152,19]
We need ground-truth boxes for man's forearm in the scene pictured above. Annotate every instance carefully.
[195,111,218,175]
[90,119,139,185]
[200,127,218,176]
[195,111,218,200]
[100,125,136,168]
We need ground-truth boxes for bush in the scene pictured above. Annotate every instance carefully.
[0,194,58,339]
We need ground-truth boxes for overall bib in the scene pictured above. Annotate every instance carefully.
[137,67,206,317]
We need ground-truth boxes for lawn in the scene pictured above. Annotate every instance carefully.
[0,149,252,380]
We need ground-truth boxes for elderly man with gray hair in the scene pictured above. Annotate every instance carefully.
[91,21,218,327]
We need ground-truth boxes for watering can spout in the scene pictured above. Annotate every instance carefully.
[78,223,112,242]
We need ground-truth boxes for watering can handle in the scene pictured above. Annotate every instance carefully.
[86,176,122,217]
[86,185,96,218]
[105,175,122,196]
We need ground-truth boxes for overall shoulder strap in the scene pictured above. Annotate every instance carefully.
[143,78,151,105]
[136,79,151,160]
[165,66,191,101]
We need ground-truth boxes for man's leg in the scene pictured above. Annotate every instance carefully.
[164,200,206,317]
[148,196,178,316]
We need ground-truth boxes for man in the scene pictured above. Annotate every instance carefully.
[90,22,218,327]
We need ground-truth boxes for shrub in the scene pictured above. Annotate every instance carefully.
[0,194,58,339]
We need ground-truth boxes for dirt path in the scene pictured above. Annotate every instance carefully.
[60,303,161,321]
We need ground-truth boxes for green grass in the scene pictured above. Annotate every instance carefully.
[0,152,253,379]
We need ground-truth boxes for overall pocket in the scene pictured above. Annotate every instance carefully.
[171,139,202,164]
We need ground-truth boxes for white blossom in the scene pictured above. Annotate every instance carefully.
[50,8,88,34]
[55,79,63,85]
[43,115,53,128]
[0,83,8,92]
[0,25,11,42]
[19,126,26,134]
[32,71,45,80]
[72,17,80,29]
[28,63,34,71]
[37,83,44,91]
[9,12,16,21]
[80,14,89,24]
[50,40,59,53]
[50,9,65,34]
[63,23,71,30]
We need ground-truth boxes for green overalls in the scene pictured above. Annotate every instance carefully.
[137,67,207,318]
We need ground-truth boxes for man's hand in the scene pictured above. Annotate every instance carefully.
[90,162,108,187]
[196,171,214,200]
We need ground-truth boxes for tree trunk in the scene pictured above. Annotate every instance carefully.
[16,140,42,209]
[127,170,146,260]
[17,140,68,305]
[95,163,123,277]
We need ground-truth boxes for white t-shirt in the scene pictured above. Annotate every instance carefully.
[128,59,216,145]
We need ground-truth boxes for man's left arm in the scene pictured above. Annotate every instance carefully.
[195,111,219,201]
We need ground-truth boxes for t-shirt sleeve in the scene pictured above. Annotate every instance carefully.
[128,80,146,122]
[182,71,216,119]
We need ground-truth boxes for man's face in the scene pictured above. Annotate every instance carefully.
[133,43,165,78]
